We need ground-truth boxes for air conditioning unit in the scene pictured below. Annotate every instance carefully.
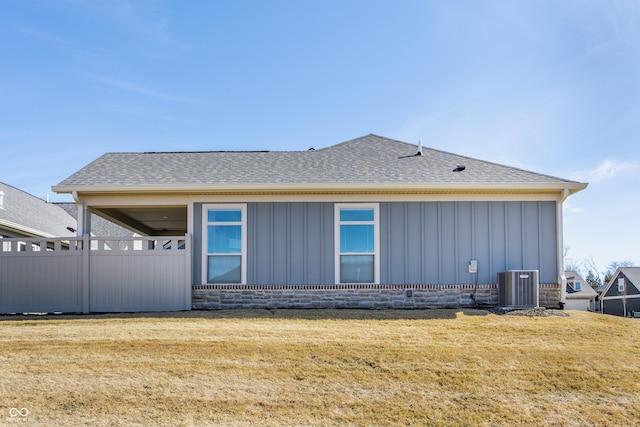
[498,270,539,308]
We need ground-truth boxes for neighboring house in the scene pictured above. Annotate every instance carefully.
[563,270,597,311]
[36,134,586,312]
[56,203,135,238]
[0,182,76,239]
[0,183,133,254]
[599,267,640,317]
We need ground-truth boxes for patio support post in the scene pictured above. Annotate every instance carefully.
[72,192,92,237]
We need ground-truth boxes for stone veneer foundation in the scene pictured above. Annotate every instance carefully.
[192,283,562,310]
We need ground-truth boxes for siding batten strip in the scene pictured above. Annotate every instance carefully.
[521,202,526,268]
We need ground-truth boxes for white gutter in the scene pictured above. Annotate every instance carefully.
[557,188,570,308]
[52,181,589,195]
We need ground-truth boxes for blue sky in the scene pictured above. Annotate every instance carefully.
[1,0,638,277]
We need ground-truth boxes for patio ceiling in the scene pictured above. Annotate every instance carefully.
[92,206,187,236]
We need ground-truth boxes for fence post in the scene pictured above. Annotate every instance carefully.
[184,233,192,310]
[82,234,90,314]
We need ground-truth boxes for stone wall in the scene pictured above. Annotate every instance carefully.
[539,284,562,309]
[192,284,499,310]
[192,283,562,310]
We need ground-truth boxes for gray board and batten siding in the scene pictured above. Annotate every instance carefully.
[193,200,557,287]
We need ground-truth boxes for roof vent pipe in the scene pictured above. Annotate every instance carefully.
[416,140,423,157]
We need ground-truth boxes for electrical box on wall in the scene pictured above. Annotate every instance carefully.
[468,259,478,273]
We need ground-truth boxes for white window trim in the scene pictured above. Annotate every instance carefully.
[334,203,380,284]
[202,203,247,285]
[0,191,4,210]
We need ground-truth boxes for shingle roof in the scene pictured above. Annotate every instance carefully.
[0,182,76,237]
[617,267,640,289]
[53,134,586,192]
[563,270,597,297]
[599,267,640,295]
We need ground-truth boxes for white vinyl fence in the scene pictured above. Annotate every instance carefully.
[0,235,191,314]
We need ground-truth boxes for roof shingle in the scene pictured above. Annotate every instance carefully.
[54,134,585,190]
[0,182,76,237]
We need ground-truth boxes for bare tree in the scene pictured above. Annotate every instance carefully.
[563,245,583,275]
[603,261,637,284]
[583,256,602,289]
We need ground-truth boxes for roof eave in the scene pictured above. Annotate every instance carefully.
[0,219,73,238]
[53,181,588,195]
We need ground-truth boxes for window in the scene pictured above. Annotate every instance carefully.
[618,278,625,293]
[574,281,581,290]
[335,204,379,283]
[203,204,246,284]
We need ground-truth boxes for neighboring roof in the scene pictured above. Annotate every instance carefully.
[563,270,597,298]
[599,267,640,296]
[53,134,587,195]
[0,182,76,238]
[618,267,640,286]
[56,203,136,237]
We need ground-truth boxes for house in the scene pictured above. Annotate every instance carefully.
[0,182,76,239]
[563,270,597,311]
[599,267,640,317]
[1,135,587,313]
[53,134,587,310]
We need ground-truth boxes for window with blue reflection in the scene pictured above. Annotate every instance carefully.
[340,224,374,253]
[208,209,242,222]
[208,255,241,283]
[205,205,244,284]
[338,207,376,283]
[207,225,241,254]
[340,209,374,222]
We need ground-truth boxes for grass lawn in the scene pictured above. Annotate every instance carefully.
[1,309,639,426]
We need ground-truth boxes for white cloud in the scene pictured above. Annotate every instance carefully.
[392,84,571,172]
[563,202,584,214]
[98,102,198,125]
[95,76,198,104]
[62,0,186,50]
[572,159,639,182]
[589,0,640,56]
[14,27,77,48]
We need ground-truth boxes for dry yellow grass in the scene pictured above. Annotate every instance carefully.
[1,309,639,426]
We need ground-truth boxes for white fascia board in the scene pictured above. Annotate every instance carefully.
[566,293,597,300]
[52,181,588,195]
[600,294,640,301]
[0,219,61,238]
[188,193,564,203]
[598,269,622,297]
[74,193,190,207]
